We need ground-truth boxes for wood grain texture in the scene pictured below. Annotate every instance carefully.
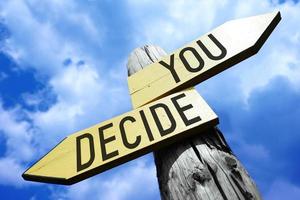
[127,45,262,200]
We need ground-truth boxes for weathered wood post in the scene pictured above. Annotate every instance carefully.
[127,45,261,200]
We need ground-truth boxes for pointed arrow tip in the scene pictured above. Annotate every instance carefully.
[252,10,281,52]
[22,171,71,185]
[21,137,74,185]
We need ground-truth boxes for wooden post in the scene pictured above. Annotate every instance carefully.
[127,45,262,200]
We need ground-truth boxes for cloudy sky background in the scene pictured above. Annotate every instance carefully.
[0,0,300,199]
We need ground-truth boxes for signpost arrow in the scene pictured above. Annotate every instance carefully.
[22,89,218,185]
[128,11,281,108]
[22,11,281,187]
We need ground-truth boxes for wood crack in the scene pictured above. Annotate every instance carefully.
[204,145,243,200]
[205,160,229,200]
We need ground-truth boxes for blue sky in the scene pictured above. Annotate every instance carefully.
[0,0,300,199]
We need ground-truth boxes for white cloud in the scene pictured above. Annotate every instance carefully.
[0,0,130,190]
[127,0,300,100]
[0,103,34,162]
[51,157,159,200]
[29,64,104,148]
[0,103,34,187]
[0,157,25,187]
[127,0,272,50]
[0,0,102,76]
[0,0,130,151]
[0,0,299,199]
[127,0,226,50]
[18,63,129,158]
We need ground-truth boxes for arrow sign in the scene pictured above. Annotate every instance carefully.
[22,89,218,185]
[128,11,281,108]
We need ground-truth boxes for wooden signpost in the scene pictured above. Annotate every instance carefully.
[22,89,218,184]
[128,46,261,200]
[23,11,281,199]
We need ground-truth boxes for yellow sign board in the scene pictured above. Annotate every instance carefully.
[22,88,218,185]
[128,11,281,108]
[22,11,281,185]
